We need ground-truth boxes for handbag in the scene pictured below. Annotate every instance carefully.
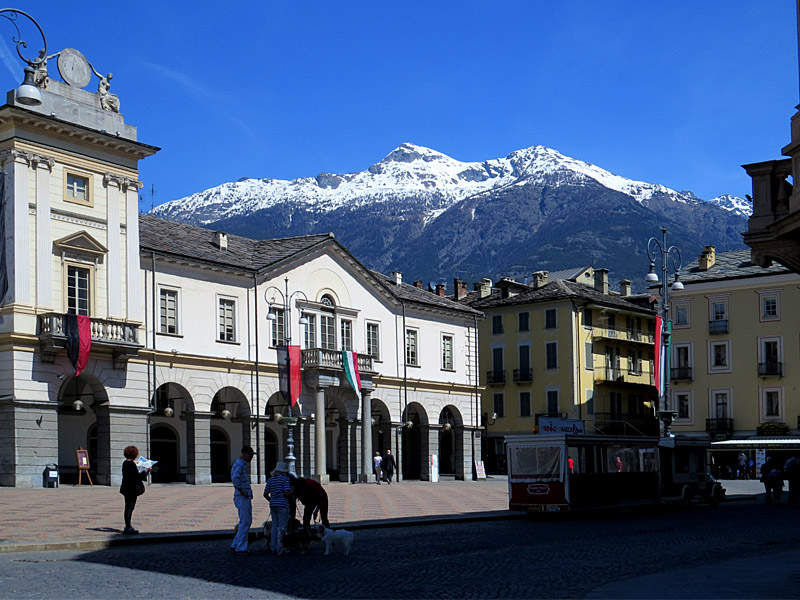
[135,481,146,496]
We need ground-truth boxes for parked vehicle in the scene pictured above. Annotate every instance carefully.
[506,433,724,512]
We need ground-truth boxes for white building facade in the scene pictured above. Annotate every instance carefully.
[0,48,482,488]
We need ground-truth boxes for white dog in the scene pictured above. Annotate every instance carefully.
[319,526,354,556]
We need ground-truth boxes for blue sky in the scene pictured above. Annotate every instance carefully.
[3,2,798,211]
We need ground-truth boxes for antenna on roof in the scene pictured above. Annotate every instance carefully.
[150,184,155,212]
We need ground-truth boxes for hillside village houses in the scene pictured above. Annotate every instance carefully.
[667,246,800,476]
[0,44,483,488]
[458,269,660,473]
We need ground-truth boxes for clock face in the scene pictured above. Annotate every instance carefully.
[58,48,92,88]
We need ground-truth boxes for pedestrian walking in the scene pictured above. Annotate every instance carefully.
[760,456,776,503]
[784,456,799,506]
[374,451,383,484]
[263,461,292,554]
[737,452,748,479]
[230,445,255,555]
[382,449,396,484]
[119,445,150,535]
[291,476,331,533]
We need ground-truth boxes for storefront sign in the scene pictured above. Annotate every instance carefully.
[539,418,585,434]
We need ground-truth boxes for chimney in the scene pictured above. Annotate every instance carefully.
[698,246,716,271]
[214,231,228,251]
[435,283,446,297]
[619,279,631,297]
[454,278,468,300]
[413,280,424,289]
[531,271,548,289]
[474,278,492,299]
[392,271,402,285]
[594,268,609,295]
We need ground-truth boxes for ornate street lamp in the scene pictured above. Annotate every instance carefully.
[265,278,309,475]
[0,9,48,106]
[646,227,684,437]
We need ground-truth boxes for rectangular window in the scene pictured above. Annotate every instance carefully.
[493,393,504,418]
[520,392,531,417]
[674,304,689,327]
[709,341,731,372]
[546,390,559,414]
[406,329,418,366]
[545,341,558,369]
[585,389,594,416]
[676,393,690,420]
[320,315,336,350]
[765,390,781,417]
[218,298,236,342]
[271,308,285,347]
[518,311,530,332]
[714,391,729,419]
[67,265,91,316]
[159,289,178,334]
[304,313,317,349]
[492,315,504,335]
[584,309,593,327]
[441,334,454,370]
[712,301,726,321]
[366,322,380,360]
[760,292,780,321]
[545,308,557,329]
[340,319,352,351]
[65,171,91,205]
[585,341,593,370]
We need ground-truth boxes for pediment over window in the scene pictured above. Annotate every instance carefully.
[54,231,108,257]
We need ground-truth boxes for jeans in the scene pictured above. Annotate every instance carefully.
[270,505,290,552]
[232,495,252,551]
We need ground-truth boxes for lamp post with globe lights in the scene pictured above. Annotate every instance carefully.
[645,228,684,437]
[0,9,48,106]
[265,278,309,476]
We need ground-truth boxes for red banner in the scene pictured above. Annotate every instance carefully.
[289,345,302,406]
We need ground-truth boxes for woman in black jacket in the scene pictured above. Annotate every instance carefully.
[120,445,149,534]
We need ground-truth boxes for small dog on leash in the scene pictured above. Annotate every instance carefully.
[319,525,354,556]
[278,518,322,554]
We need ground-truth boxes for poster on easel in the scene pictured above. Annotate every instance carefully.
[475,461,487,480]
[76,447,93,486]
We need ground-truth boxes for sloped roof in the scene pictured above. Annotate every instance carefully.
[678,249,792,284]
[467,279,655,315]
[370,272,482,317]
[139,214,481,317]
[139,214,332,271]
[545,266,593,282]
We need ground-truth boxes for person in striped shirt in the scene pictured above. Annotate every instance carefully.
[263,461,292,553]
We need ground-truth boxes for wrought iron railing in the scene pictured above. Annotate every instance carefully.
[671,366,693,381]
[758,361,783,377]
[486,370,506,385]
[513,368,533,383]
[706,418,734,434]
[708,319,729,335]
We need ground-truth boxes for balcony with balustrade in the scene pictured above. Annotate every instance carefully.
[708,319,729,335]
[706,418,735,435]
[593,411,659,436]
[513,368,533,384]
[671,366,693,381]
[758,361,783,378]
[486,369,506,386]
[38,312,142,369]
[592,326,655,345]
[594,365,655,387]
[301,348,374,373]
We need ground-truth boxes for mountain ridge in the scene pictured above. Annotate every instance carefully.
[150,143,750,288]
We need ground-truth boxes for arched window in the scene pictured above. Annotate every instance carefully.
[321,294,336,308]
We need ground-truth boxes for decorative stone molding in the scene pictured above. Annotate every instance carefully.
[0,149,55,169]
[103,172,142,192]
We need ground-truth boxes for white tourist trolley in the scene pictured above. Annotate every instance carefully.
[506,433,723,512]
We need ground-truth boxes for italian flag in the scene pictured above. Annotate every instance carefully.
[342,350,361,394]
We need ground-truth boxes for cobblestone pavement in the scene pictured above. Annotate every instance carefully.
[0,477,510,547]
[0,499,797,599]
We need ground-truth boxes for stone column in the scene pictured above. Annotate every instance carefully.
[312,387,329,484]
[95,404,150,486]
[187,411,214,485]
[423,426,440,482]
[123,179,143,322]
[34,155,54,309]
[0,397,59,488]
[359,389,374,483]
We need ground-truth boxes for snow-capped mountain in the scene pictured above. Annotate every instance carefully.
[153,143,751,225]
[150,144,750,286]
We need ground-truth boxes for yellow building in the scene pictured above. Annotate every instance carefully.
[668,246,800,475]
[463,269,659,472]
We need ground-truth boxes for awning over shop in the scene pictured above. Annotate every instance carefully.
[711,438,800,449]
